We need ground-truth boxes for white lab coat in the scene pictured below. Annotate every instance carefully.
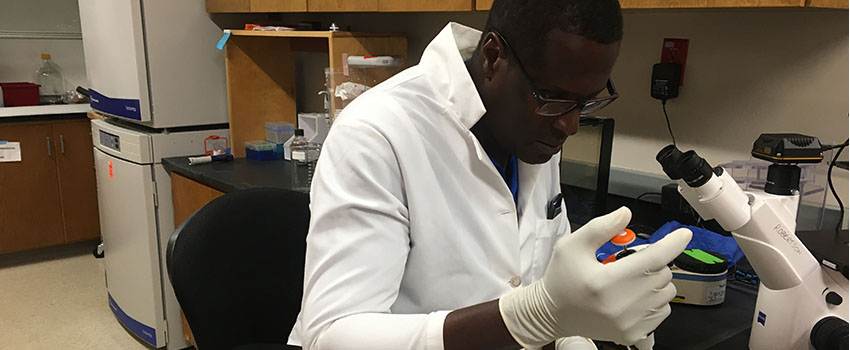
[289,22,588,350]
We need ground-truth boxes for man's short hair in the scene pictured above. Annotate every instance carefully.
[483,0,623,66]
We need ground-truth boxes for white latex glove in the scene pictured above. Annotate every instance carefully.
[633,332,655,350]
[556,336,598,350]
[499,207,692,348]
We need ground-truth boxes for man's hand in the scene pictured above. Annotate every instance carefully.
[498,207,692,348]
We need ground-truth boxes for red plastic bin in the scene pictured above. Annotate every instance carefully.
[0,82,41,107]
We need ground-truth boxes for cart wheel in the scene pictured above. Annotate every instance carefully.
[93,242,104,258]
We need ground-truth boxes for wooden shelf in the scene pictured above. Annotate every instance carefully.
[224,31,407,157]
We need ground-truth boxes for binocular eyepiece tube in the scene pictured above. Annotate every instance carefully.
[656,145,715,188]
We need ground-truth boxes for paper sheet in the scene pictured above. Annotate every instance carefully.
[0,141,22,162]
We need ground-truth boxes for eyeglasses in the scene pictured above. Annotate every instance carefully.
[494,31,619,117]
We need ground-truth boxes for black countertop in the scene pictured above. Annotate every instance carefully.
[163,155,757,349]
[162,156,306,194]
[656,287,754,349]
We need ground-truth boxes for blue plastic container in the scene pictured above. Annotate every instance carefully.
[245,141,277,161]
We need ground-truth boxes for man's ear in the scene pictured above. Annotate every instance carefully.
[479,32,506,80]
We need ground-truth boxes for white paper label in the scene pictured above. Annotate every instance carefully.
[705,282,726,303]
[0,142,21,162]
[292,150,306,161]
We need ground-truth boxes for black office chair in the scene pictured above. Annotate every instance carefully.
[167,188,310,350]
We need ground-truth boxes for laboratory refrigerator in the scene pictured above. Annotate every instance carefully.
[78,0,229,348]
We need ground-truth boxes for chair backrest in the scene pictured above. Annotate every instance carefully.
[167,188,310,350]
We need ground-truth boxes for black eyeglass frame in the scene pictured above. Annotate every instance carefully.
[493,30,619,117]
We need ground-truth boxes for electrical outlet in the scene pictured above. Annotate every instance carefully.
[661,38,689,86]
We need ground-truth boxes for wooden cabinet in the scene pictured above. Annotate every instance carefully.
[619,0,806,8]
[207,0,307,12]
[0,118,100,254]
[251,0,308,11]
[308,0,377,11]
[475,0,493,10]
[379,0,473,11]
[210,0,474,12]
[808,0,848,8]
[53,120,101,243]
[170,173,225,228]
[473,0,847,9]
[0,122,65,253]
[208,0,848,12]
[206,0,250,12]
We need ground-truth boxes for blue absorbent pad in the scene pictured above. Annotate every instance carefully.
[595,221,744,268]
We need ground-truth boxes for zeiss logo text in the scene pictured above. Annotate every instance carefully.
[125,106,137,112]
[774,224,801,254]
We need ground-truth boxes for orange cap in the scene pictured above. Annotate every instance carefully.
[610,228,636,246]
[41,54,51,59]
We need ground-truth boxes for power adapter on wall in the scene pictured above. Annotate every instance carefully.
[651,62,681,102]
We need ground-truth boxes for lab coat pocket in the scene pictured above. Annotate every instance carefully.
[532,218,562,277]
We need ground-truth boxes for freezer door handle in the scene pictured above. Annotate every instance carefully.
[46,137,52,157]
[60,135,65,154]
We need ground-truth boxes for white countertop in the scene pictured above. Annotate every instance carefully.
[0,104,90,118]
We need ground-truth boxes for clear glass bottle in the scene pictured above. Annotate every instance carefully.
[34,54,65,105]
[290,129,321,192]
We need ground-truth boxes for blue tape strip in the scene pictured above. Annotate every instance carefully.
[90,89,142,121]
[216,30,231,50]
[672,272,727,282]
[108,293,157,346]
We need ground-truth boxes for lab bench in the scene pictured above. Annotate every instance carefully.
[163,156,307,193]
[162,156,308,235]
[163,156,758,349]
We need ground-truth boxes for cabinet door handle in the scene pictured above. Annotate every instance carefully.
[46,137,52,157]
[60,135,65,154]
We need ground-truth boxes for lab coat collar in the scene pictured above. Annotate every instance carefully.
[421,23,547,214]
[419,22,487,130]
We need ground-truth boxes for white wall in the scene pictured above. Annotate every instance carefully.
[0,0,88,89]
[587,8,848,210]
[258,8,849,211]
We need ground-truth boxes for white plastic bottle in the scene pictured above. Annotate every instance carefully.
[34,54,65,104]
[290,129,321,192]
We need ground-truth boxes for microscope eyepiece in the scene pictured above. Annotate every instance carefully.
[676,151,714,188]
[656,145,684,180]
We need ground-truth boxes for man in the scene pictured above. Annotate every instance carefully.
[289,0,692,349]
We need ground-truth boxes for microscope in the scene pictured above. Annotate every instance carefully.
[655,134,848,350]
